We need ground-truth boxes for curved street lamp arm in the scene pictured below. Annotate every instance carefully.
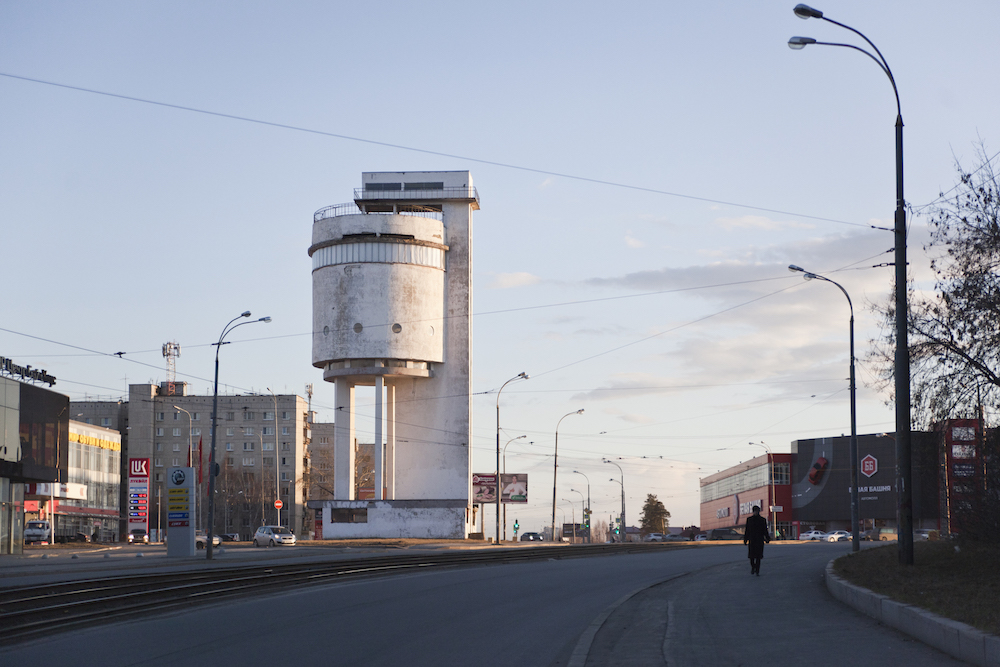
[819,16,897,89]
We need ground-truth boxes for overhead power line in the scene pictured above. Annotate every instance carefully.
[1,71,875,229]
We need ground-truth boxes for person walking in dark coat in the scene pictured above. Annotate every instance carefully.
[743,506,770,576]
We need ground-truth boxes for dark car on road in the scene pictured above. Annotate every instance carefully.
[520,532,543,541]
[707,528,743,541]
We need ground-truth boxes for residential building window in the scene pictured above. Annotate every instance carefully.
[244,411,255,421]
[156,442,163,452]
[154,458,163,467]
[263,457,274,466]
[244,427,255,436]
[319,436,329,445]
[262,427,274,436]
[280,472,289,481]
[171,457,180,467]
[174,412,180,420]
[281,487,289,496]
[226,443,234,451]
[172,444,180,452]
[101,417,111,427]
[281,411,291,420]
[193,412,200,421]
[282,427,290,436]
[155,473,163,482]
[192,427,201,436]
[243,442,255,451]
[156,412,165,421]
[226,428,235,436]
[263,442,274,451]
[225,457,234,467]
[281,457,287,466]
[156,428,164,437]
[243,457,255,467]
[281,443,291,452]
[242,517,250,527]
[225,412,235,421]
[172,428,181,437]
[264,411,274,421]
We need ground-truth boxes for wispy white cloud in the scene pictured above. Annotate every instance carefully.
[484,272,542,289]
[625,235,645,249]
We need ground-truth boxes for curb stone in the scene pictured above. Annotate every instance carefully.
[825,560,1000,667]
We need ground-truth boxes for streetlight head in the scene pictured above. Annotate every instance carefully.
[788,36,816,50]
[518,372,529,380]
[576,409,585,415]
[788,264,805,273]
[241,311,251,318]
[803,273,817,281]
[793,4,823,19]
[259,316,272,323]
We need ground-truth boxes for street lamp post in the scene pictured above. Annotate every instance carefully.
[502,434,526,541]
[789,264,860,551]
[572,470,591,543]
[496,373,528,544]
[569,489,585,543]
[266,388,280,528]
[604,458,625,542]
[173,405,195,529]
[609,477,624,542]
[788,2,912,565]
[206,311,271,560]
[749,441,778,542]
[551,409,584,543]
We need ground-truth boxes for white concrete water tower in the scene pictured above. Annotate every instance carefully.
[309,171,477,538]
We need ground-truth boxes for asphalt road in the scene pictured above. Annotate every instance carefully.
[1,542,964,666]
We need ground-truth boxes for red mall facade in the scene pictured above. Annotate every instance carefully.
[700,453,794,538]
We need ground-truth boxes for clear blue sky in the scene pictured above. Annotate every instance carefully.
[2,1,998,529]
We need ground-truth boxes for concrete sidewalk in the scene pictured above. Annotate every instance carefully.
[577,544,973,666]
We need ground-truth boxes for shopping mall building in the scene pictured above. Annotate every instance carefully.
[700,420,984,539]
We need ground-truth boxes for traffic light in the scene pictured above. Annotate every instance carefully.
[513,519,519,534]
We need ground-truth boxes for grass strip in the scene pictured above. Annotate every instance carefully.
[834,541,1000,635]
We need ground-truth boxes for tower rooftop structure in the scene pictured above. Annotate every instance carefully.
[308,170,477,539]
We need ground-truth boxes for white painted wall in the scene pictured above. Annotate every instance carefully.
[320,501,466,539]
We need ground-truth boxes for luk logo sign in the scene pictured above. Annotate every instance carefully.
[130,458,149,477]
[861,455,878,478]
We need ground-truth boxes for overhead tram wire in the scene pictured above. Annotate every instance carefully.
[1,70,873,231]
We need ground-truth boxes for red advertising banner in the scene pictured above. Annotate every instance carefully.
[472,473,497,503]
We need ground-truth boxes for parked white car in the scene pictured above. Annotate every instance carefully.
[253,525,296,547]
[826,530,851,542]
[799,530,827,541]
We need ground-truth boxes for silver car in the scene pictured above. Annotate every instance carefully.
[253,525,297,547]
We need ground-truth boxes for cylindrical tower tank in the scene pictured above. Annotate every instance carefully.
[310,205,447,382]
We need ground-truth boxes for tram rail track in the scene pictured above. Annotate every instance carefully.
[1,542,681,645]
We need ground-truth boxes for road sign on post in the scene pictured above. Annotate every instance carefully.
[274,499,283,510]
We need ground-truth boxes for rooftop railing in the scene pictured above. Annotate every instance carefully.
[313,202,444,223]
